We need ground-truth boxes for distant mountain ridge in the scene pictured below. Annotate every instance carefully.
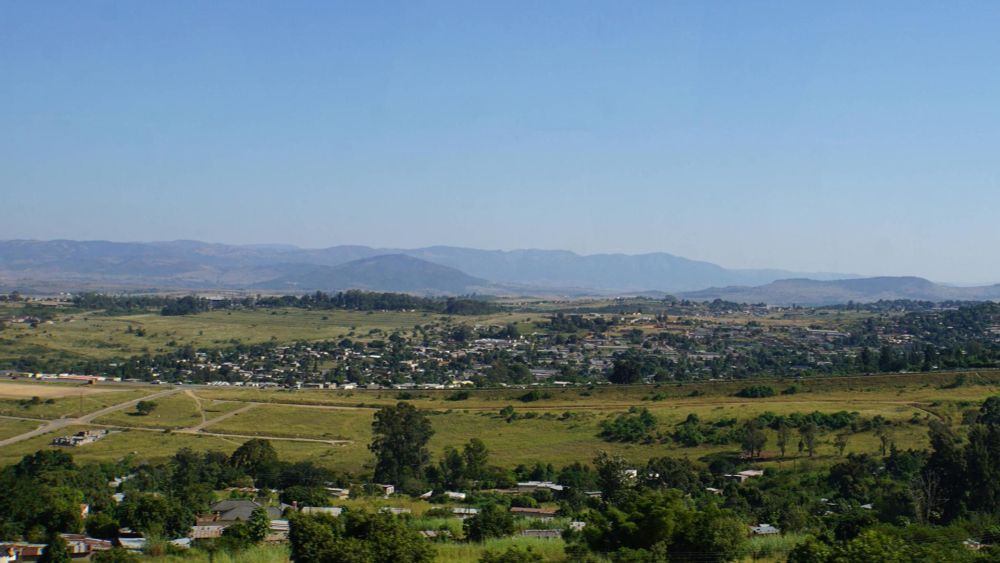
[1,239,996,302]
[256,254,493,295]
[680,276,1000,305]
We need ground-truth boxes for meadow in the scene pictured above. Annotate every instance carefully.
[2,371,997,473]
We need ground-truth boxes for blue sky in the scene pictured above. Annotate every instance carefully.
[2,2,999,282]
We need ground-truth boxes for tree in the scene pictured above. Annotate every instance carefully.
[464,504,515,542]
[674,502,747,563]
[740,421,767,460]
[922,420,965,522]
[834,432,850,457]
[800,423,818,457]
[247,506,271,543]
[134,401,157,416]
[434,447,466,490]
[609,353,643,385]
[114,492,193,538]
[370,402,434,487]
[38,531,71,563]
[230,439,278,479]
[463,438,490,483]
[280,485,330,506]
[777,422,791,459]
[289,513,340,563]
[594,451,633,504]
[289,511,434,563]
[874,426,892,456]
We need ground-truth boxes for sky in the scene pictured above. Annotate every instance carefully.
[2,2,999,283]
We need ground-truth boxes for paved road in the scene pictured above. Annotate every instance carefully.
[0,388,179,448]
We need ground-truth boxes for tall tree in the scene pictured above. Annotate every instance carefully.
[463,438,490,483]
[593,451,633,504]
[800,423,818,457]
[230,439,279,479]
[39,531,71,563]
[370,402,434,487]
[740,421,767,460]
[777,422,791,459]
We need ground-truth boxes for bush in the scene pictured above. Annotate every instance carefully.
[736,386,776,398]
[519,390,550,403]
[464,504,515,542]
[600,407,657,443]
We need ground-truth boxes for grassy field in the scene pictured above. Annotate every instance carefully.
[0,381,153,419]
[0,308,428,361]
[1,371,998,473]
[94,391,246,429]
[0,417,41,440]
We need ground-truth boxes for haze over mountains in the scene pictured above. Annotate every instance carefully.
[1,239,999,305]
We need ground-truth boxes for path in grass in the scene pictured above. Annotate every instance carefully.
[0,388,179,447]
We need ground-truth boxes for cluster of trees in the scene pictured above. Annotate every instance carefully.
[288,510,434,563]
[547,313,619,334]
[72,290,501,317]
[735,385,776,398]
[0,438,342,554]
[599,407,658,443]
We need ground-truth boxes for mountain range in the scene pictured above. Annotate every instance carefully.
[1,239,998,304]
[679,277,1000,306]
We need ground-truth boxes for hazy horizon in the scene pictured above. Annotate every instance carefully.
[3,2,999,283]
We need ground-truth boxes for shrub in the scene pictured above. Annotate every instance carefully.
[736,386,776,398]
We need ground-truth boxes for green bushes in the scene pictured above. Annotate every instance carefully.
[599,407,658,443]
[736,385,776,398]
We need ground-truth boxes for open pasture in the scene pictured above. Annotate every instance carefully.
[0,381,116,398]
[0,307,435,361]
[0,371,996,475]
[0,383,153,419]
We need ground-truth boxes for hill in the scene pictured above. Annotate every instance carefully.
[255,254,492,295]
[0,239,857,294]
[681,276,1000,305]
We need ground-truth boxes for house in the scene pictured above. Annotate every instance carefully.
[170,538,193,549]
[510,507,558,520]
[60,534,112,557]
[117,537,147,552]
[750,524,780,536]
[516,481,564,493]
[325,487,350,499]
[0,544,45,562]
[205,500,282,523]
[190,525,226,539]
[375,484,395,497]
[267,520,290,542]
[444,491,467,501]
[725,469,764,483]
[52,429,110,447]
[452,507,479,519]
[380,507,411,516]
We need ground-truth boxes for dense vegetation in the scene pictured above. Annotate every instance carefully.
[71,290,501,317]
